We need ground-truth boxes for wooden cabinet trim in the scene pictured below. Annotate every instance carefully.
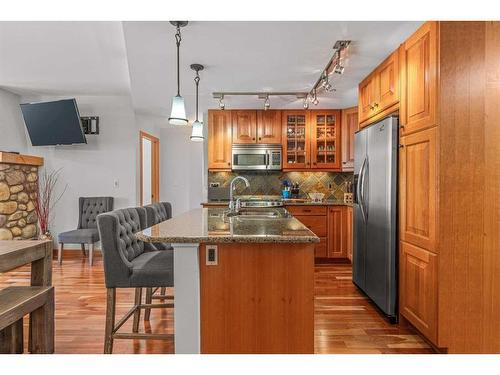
[208,110,233,170]
[341,107,358,171]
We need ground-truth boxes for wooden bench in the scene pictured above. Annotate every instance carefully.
[0,286,54,353]
[0,240,53,354]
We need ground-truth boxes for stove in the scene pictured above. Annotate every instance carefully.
[238,196,283,208]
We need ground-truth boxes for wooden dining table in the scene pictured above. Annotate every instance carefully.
[0,240,54,353]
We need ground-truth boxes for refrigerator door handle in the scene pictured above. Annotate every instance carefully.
[358,156,367,222]
[362,158,369,221]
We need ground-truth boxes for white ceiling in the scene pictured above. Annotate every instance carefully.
[0,21,422,120]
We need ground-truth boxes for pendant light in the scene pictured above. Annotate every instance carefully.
[168,21,188,126]
[190,63,204,142]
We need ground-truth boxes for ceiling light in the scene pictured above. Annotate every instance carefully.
[168,21,189,126]
[303,98,309,109]
[219,95,225,110]
[264,95,270,110]
[334,64,345,75]
[190,64,204,142]
[312,90,319,106]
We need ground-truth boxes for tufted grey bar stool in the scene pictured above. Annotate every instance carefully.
[57,197,113,266]
[142,202,174,321]
[96,207,174,354]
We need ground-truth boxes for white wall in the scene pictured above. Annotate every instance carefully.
[0,88,27,153]
[20,94,139,247]
[160,126,204,215]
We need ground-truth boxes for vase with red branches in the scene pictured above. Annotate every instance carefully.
[33,168,67,240]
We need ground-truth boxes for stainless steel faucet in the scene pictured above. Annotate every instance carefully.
[228,176,250,213]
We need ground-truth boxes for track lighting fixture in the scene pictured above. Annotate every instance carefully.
[212,41,349,110]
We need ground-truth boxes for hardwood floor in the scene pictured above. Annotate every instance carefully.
[0,255,433,354]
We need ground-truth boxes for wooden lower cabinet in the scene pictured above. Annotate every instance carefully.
[286,205,349,260]
[199,243,314,353]
[327,206,346,258]
[399,241,438,345]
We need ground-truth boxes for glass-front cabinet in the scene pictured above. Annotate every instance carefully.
[282,111,310,169]
[310,110,341,170]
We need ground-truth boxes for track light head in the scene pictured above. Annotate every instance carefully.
[218,95,225,110]
[334,64,345,75]
[303,98,309,109]
[264,95,270,110]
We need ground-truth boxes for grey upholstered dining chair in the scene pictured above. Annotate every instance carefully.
[57,197,113,266]
[96,206,174,354]
[142,202,174,321]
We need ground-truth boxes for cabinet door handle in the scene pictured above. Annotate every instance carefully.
[252,137,256,141]
[227,162,231,165]
[374,102,379,108]
[258,137,261,141]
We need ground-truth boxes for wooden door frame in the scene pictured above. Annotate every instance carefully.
[139,131,160,206]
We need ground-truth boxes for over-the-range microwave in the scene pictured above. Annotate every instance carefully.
[231,144,282,171]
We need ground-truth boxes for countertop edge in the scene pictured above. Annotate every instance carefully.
[136,232,320,244]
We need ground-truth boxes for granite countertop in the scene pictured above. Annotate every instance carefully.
[136,207,320,244]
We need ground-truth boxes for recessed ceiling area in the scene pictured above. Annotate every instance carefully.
[0,21,422,120]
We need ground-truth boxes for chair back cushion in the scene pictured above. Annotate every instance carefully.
[97,207,148,288]
[144,202,172,227]
[79,197,114,229]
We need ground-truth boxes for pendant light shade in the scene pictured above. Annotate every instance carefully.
[169,95,188,126]
[168,21,188,126]
[190,63,205,142]
[190,119,204,141]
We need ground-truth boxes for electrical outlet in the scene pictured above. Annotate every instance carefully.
[206,245,218,265]
[210,182,220,187]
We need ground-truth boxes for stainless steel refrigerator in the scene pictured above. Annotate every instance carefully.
[353,116,398,320]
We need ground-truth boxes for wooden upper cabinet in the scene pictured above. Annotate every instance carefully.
[400,241,438,345]
[399,126,437,252]
[400,21,438,135]
[341,107,358,171]
[232,110,257,144]
[310,110,341,170]
[327,206,346,258]
[358,49,400,127]
[256,110,282,144]
[358,74,378,124]
[208,110,232,170]
[282,111,310,169]
[377,51,399,111]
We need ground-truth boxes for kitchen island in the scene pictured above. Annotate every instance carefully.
[137,207,318,354]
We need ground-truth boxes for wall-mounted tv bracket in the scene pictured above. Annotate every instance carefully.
[81,116,99,135]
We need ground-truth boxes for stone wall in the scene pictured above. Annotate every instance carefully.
[0,163,38,240]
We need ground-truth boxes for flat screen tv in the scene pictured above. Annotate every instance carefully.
[20,99,87,146]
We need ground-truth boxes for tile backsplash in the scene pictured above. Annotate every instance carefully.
[208,171,353,200]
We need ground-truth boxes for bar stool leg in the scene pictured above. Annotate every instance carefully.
[144,288,153,321]
[132,288,142,333]
[58,243,64,265]
[104,288,116,354]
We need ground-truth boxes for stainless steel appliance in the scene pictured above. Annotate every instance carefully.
[353,116,398,320]
[232,144,282,171]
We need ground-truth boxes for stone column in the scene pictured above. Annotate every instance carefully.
[0,163,39,240]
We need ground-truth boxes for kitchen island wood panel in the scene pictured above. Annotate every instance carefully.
[199,242,314,354]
